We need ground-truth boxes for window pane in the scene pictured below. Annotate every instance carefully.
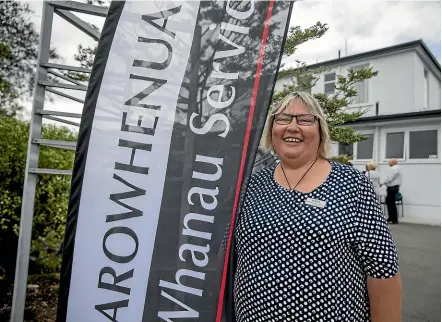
[324,73,335,82]
[385,132,404,158]
[357,134,373,159]
[324,82,335,94]
[354,79,368,104]
[339,143,353,156]
[410,130,438,158]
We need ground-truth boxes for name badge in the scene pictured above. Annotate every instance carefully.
[305,197,327,208]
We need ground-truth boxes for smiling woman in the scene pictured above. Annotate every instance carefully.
[230,91,403,322]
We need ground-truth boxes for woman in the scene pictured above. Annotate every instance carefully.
[231,92,402,321]
[366,161,381,200]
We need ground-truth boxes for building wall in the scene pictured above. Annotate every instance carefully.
[274,46,441,225]
[336,118,441,226]
[273,75,296,94]
[428,67,441,111]
[275,48,440,116]
[413,52,441,112]
[370,51,415,115]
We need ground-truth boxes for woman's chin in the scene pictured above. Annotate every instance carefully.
[279,150,303,160]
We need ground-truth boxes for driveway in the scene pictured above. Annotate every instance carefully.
[389,223,441,322]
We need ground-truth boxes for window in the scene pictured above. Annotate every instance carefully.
[353,65,369,104]
[324,72,335,94]
[424,70,429,109]
[356,134,374,159]
[409,130,438,159]
[385,132,405,159]
[338,143,353,156]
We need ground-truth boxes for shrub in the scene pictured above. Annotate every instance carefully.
[0,116,76,300]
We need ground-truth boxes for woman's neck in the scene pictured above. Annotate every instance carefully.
[279,154,320,171]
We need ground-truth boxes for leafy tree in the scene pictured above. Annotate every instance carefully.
[0,116,76,300]
[255,19,378,168]
[0,1,59,116]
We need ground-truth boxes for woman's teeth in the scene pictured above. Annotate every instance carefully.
[284,138,302,143]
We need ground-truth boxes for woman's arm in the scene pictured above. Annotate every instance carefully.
[352,173,402,320]
[367,273,402,322]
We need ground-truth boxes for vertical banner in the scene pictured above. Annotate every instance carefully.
[57,1,292,321]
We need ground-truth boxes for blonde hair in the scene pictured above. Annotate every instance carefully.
[260,91,330,158]
[367,161,377,170]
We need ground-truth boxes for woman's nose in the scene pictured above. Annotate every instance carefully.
[286,118,299,131]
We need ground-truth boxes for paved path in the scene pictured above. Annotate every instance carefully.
[389,223,440,322]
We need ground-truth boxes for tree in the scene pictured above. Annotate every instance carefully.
[0,116,76,301]
[0,1,59,116]
[255,20,378,169]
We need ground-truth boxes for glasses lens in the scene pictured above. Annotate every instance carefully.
[275,114,291,124]
[297,114,316,125]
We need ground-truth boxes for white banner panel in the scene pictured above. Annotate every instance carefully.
[66,2,200,321]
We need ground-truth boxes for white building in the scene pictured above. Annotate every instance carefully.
[275,40,441,226]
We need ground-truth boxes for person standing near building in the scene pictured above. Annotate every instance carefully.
[382,159,402,224]
[221,92,402,322]
[366,161,381,200]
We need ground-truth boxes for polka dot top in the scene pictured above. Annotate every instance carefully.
[233,160,399,322]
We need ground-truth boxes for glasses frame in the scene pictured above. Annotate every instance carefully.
[273,113,318,126]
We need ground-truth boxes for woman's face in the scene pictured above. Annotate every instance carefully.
[271,99,321,161]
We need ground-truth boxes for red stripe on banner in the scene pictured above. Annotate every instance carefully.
[215,1,275,321]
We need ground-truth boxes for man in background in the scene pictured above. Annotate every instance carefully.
[382,158,402,224]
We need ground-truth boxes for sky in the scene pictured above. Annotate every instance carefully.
[24,0,441,125]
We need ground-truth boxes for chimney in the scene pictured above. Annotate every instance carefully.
[338,50,341,59]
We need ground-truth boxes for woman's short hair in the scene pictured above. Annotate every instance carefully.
[367,161,377,170]
[259,91,330,158]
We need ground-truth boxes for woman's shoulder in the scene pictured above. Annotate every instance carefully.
[330,160,368,184]
[331,160,378,194]
[248,163,276,185]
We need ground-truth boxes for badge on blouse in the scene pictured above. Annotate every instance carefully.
[305,197,327,208]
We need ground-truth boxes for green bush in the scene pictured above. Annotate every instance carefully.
[0,116,76,288]
[330,154,354,165]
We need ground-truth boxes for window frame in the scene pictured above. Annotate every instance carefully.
[383,130,406,161]
[351,63,370,105]
[423,69,429,110]
[381,125,440,163]
[408,127,440,161]
[346,61,373,108]
[354,131,375,161]
[323,71,336,95]
[338,142,354,158]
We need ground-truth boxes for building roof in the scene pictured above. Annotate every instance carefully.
[304,39,441,72]
[346,110,441,125]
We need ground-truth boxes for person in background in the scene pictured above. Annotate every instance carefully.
[366,161,381,200]
[228,91,401,322]
[362,164,369,175]
[382,158,402,224]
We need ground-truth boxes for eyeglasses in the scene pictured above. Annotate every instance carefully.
[274,113,317,126]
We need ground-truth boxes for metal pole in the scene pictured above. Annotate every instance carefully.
[10,2,54,321]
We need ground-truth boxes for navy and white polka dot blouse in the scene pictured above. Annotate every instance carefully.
[233,160,399,322]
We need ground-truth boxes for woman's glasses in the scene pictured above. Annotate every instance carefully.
[274,113,317,126]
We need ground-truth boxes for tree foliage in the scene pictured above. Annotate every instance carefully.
[0,1,59,116]
[276,25,378,145]
[0,1,38,115]
[0,116,76,289]
[254,18,378,167]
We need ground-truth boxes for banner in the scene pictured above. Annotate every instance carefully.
[57,1,292,321]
